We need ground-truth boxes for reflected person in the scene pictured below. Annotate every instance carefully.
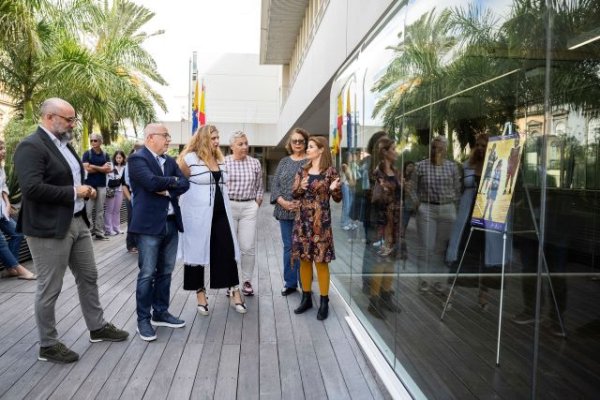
[367,137,402,319]
[415,136,461,295]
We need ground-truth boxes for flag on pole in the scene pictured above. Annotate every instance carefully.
[335,92,343,154]
[191,80,199,133]
[199,80,206,125]
[346,88,352,150]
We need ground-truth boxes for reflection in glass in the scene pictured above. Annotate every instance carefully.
[328,0,600,398]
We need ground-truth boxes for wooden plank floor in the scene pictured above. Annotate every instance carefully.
[327,202,600,400]
[0,203,389,400]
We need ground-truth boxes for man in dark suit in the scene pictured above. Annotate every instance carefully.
[128,123,190,341]
[13,98,128,364]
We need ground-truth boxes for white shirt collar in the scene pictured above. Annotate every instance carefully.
[39,125,68,146]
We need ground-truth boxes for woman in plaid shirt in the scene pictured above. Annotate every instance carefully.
[414,136,461,295]
[224,131,264,296]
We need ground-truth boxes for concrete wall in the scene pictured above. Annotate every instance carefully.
[161,120,279,148]
[276,0,394,135]
[200,53,280,126]
[161,53,282,147]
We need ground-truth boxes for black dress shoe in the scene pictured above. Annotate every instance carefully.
[281,287,297,296]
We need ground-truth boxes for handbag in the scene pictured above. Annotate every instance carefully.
[107,175,121,188]
[371,179,392,204]
[107,168,121,188]
[106,187,116,198]
[107,179,121,188]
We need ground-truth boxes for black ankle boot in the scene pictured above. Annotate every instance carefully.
[380,291,401,313]
[294,291,313,314]
[317,295,329,320]
[367,297,385,319]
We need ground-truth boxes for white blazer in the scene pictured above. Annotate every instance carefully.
[177,152,240,266]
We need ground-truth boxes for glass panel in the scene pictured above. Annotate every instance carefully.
[536,0,600,398]
[329,0,600,398]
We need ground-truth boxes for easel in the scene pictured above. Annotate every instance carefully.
[440,123,566,366]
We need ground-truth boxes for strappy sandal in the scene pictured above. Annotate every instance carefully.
[196,288,209,316]
[229,288,247,314]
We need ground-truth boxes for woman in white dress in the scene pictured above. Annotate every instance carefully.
[177,125,246,315]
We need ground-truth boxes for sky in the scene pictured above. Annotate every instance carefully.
[132,0,261,121]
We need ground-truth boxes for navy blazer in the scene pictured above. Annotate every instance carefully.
[14,127,91,238]
[128,147,190,235]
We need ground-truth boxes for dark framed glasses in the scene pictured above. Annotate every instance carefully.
[291,139,305,145]
[52,114,79,124]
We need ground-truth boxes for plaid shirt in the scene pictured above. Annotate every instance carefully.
[415,159,461,204]
[224,155,264,201]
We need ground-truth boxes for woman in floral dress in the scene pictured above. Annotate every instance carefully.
[291,136,342,320]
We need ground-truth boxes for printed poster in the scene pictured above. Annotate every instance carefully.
[471,133,525,232]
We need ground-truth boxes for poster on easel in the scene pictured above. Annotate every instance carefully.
[471,132,525,232]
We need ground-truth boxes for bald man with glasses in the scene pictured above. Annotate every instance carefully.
[14,97,129,364]
[128,123,190,341]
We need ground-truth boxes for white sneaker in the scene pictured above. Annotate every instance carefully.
[372,239,384,247]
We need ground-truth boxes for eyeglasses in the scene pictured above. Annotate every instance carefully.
[151,132,171,140]
[52,114,79,124]
[90,139,100,143]
[291,139,305,145]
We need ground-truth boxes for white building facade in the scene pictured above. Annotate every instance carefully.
[261,0,600,399]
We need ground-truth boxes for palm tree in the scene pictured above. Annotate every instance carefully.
[0,0,166,149]
[79,0,167,146]
[0,0,57,119]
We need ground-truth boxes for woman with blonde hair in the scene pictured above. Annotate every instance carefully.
[177,125,246,315]
[291,136,342,320]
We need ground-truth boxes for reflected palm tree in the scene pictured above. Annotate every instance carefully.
[373,0,600,150]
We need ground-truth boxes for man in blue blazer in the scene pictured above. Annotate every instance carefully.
[128,123,190,341]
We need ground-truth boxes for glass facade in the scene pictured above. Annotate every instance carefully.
[328,1,600,398]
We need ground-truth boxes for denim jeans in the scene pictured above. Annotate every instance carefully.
[125,199,137,250]
[341,183,354,227]
[0,217,24,269]
[136,219,178,322]
[280,219,299,288]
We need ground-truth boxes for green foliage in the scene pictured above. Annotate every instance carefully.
[2,116,37,203]
[372,1,600,151]
[166,147,181,158]
[103,137,136,160]
[0,0,167,148]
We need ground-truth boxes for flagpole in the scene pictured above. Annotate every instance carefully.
[188,56,192,123]
[188,51,198,121]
